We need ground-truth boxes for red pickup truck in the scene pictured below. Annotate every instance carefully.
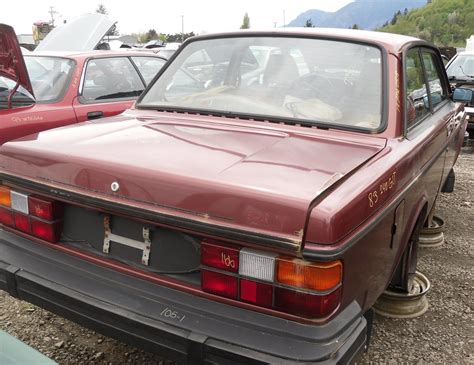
[0,29,470,363]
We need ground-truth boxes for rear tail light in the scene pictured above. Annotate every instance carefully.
[0,184,63,243]
[201,269,238,299]
[28,196,63,221]
[11,191,29,214]
[275,287,341,318]
[0,186,12,207]
[31,219,62,243]
[201,241,239,273]
[13,212,31,233]
[239,248,276,282]
[201,241,343,319]
[0,206,14,227]
[276,257,342,291]
[240,279,273,308]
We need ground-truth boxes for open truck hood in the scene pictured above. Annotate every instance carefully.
[0,24,33,96]
[35,14,116,52]
[0,112,386,248]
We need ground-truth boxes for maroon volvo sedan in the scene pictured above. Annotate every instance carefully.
[0,29,470,363]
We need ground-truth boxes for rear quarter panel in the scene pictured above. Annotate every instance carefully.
[305,124,452,310]
[304,52,459,312]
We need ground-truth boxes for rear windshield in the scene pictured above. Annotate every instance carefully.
[139,36,383,130]
[24,56,75,102]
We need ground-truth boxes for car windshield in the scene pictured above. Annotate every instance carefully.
[24,56,75,102]
[139,36,383,130]
[447,54,474,80]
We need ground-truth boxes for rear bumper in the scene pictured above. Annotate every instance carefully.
[0,229,367,364]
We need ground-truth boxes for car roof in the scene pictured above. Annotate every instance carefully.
[29,50,167,61]
[192,28,427,54]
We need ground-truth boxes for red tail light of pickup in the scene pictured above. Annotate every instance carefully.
[201,240,342,319]
[0,184,63,243]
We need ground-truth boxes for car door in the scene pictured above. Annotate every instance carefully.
[404,47,454,202]
[419,48,462,189]
[72,57,146,122]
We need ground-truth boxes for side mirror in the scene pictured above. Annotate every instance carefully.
[452,87,473,104]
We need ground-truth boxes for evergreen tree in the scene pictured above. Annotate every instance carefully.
[240,13,250,29]
[96,4,118,36]
[96,4,107,15]
[304,19,315,28]
[145,29,158,42]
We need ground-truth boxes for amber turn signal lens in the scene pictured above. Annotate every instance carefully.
[276,257,342,291]
[0,186,12,207]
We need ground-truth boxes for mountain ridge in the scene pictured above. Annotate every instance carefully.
[288,0,427,30]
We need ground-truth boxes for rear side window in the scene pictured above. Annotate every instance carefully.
[421,50,447,109]
[131,57,166,84]
[81,57,145,101]
[405,48,430,127]
[24,56,75,103]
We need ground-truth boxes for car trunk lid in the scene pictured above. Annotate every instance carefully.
[0,24,34,97]
[0,113,386,249]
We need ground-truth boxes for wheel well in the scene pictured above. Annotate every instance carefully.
[388,202,428,292]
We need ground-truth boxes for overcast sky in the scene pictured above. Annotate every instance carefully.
[2,0,353,36]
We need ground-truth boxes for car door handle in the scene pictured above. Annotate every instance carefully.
[87,111,104,120]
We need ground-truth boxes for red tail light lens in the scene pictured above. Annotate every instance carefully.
[201,269,238,299]
[28,196,62,221]
[240,279,273,308]
[31,219,61,243]
[275,287,341,318]
[0,185,65,245]
[201,241,239,273]
[13,212,31,233]
[0,206,14,227]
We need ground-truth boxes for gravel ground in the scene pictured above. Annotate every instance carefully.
[0,145,473,364]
